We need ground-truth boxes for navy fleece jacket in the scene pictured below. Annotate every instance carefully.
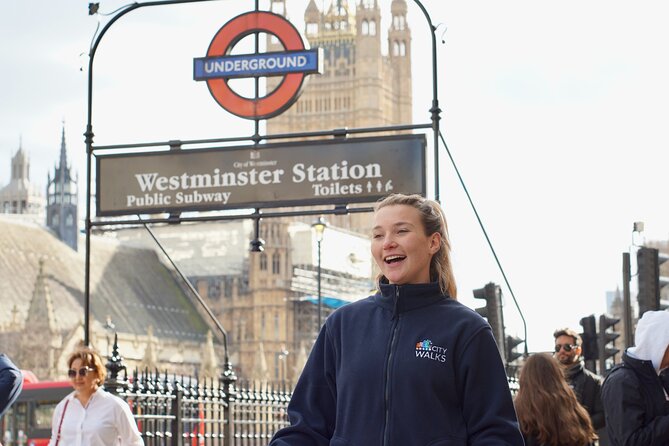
[270,282,524,446]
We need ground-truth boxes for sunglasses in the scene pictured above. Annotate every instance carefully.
[554,343,578,353]
[67,367,96,378]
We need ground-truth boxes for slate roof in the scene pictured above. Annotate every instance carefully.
[0,217,212,341]
[111,220,253,278]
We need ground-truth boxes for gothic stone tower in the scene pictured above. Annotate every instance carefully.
[46,125,78,251]
[266,0,412,133]
[219,219,296,382]
[265,0,412,234]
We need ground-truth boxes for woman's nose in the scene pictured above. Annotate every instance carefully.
[382,236,396,248]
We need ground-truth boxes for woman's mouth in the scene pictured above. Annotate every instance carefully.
[384,255,406,264]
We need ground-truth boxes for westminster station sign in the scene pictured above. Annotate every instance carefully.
[96,135,426,217]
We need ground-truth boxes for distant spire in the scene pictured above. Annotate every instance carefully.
[11,136,29,181]
[59,122,68,172]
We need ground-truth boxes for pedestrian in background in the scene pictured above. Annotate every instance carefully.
[553,327,605,431]
[515,352,597,446]
[270,193,523,445]
[48,346,143,446]
[601,310,669,445]
[0,353,22,418]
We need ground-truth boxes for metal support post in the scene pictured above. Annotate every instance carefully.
[622,252,633,349]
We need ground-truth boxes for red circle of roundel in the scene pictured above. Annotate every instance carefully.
[206,11,307,120]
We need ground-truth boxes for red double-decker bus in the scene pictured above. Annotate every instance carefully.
[0,376,71,446]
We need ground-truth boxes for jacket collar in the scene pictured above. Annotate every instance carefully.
[623,350,658,378]
[566,360,585,379]
[375,281,447,318]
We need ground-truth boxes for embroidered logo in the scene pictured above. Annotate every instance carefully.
[415,339,447,363]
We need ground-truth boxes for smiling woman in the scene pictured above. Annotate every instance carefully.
[270,193,524,446]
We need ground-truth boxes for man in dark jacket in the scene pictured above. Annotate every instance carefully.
[0,354,22,418]
[601,310,669,446]
[554,327,606,431]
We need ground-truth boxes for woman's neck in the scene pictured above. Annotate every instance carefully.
[75,387,97,407]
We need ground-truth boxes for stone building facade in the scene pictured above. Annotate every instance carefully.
[0,217,221,381]
[113,218,372,384]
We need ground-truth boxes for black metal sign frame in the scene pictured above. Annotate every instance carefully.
[83,0,443,372]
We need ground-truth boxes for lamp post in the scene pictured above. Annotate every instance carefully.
[311,217,327,329]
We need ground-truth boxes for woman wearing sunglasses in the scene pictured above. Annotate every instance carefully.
[48,346,143,446]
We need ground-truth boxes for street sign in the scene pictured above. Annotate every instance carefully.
[194,11,322,119]
[96,134,426,216]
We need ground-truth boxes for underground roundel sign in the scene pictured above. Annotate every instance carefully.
[194,11,322,120]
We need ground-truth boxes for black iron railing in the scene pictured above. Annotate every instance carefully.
[105,339,291,446]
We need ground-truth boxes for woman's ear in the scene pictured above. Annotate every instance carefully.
[429,232,441,254]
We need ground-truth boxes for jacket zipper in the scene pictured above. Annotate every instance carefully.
[382,286,401,446]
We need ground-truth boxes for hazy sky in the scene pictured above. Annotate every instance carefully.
[2,0,669,352]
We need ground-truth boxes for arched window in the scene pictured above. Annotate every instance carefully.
[361,20,368,35]
[400,41,406,56]
[239,318,247,340]
[393,41,400,56]
[65,214,73,226]
[208,279,221,299]
[369,20,376,36]
[260,252,268,270]
[52,214,59,226]
[272,252,281,274]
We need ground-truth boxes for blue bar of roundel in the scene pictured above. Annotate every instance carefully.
[194,50,320,80]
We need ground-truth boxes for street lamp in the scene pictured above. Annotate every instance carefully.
[311,217,328,329]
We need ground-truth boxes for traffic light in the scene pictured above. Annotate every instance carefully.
[473,282,505,358]
[637,247,669,316]
[579,315,598,373]
[505,335,524,364]
[637,247,660,317]
[598,314,620,375]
